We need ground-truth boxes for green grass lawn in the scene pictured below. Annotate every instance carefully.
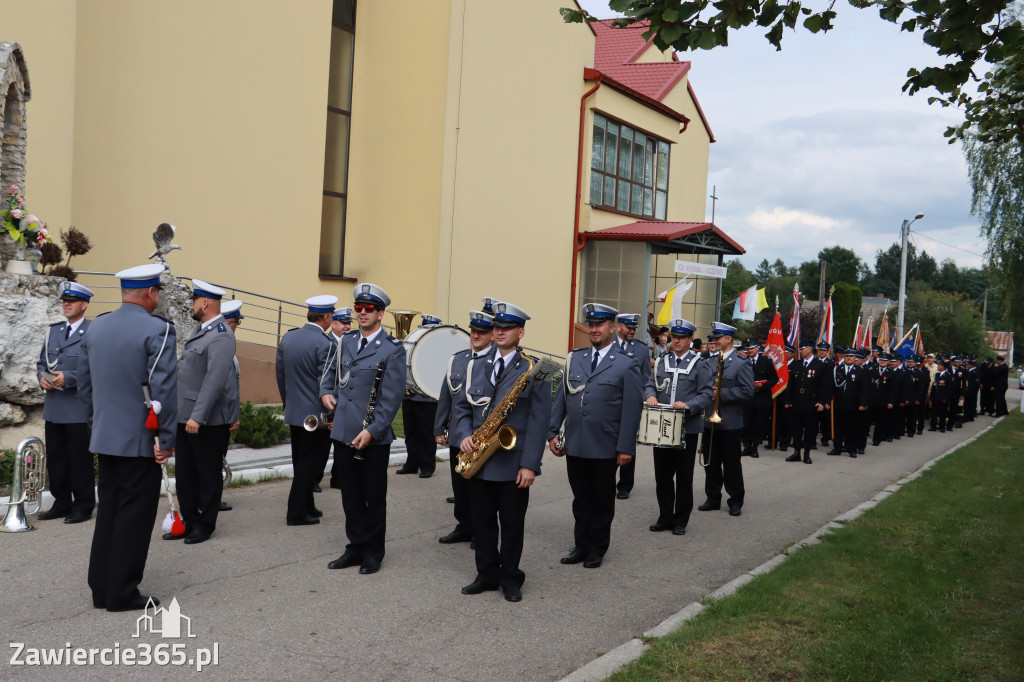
[613,412,1024,681]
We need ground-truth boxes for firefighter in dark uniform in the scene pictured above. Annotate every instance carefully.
[741,339,778,459]
[929,358,954,432]
[784,340,831,464]
[828,350,864,457]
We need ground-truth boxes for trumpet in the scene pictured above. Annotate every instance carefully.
[303,412,334,431]
[701,349,726,468]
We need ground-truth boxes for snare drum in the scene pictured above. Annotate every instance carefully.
[402,325,471,400]
[637,404,686,448]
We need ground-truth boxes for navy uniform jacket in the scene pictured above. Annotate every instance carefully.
[548,346,643,459]
[617,336,652,388]
[832,363,866,411]
[36,318,91,423]
[276,323,333,428]
[899,367,924,404]
[645,350,714,434]
[931,370,954,402]
[964,367,980,397]
[786,357,831,411]
[991,363,1009,390]
[433,345,495,444]
[451,349,550,481]
[321,328,406,445]
[177,315,236,425]
[748,353,780,407]
[78,303,178,456]
[704,350,755,432]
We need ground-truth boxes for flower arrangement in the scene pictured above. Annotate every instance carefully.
[2,184,51,249]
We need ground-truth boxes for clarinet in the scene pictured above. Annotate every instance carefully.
[354,360,386,461]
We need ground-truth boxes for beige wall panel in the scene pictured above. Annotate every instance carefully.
[69,0,334,307]
[0,0,78,231]
[662,76,712,222]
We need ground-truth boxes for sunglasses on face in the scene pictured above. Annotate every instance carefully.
[353,303,379,313]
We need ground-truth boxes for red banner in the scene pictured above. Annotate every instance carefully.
[765,311,789,399]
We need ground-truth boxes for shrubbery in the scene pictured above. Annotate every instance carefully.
[231,402,289,448]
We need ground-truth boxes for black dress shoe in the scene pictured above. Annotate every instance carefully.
[396,468,417,475]
[697,500,721,511]
[64,511,92,524]
[849,452,857,458]
[219,501,232,511]
[286,514,320,526]
[327,552,361,569]
[728,506,742,517]
[439,530,473,544]
[108,595,159,612]
[803,453,812,464]
[649,520,671,532]
[560,549,587,564]
[857,448,865,454]
[308,507,323,518]
[503,585,523,602]
[583,555,603,569]
[826,449,841,456]
[162,531,186,540]
[750,449,759,458]
[184,531,211,545]
[616,490,630,500]
[38,508,70,521]
[419,472,433,479]
[358,557,381,574]
[461,580,500,595]
[785,453,801,462]
[446,497,456,504]
[672,526,686,535]
[313,484,322,493]
[740,447,752,457]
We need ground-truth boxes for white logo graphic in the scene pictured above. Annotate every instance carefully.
[134,597,196,639]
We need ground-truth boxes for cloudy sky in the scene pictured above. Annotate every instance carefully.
[577,1,988,273]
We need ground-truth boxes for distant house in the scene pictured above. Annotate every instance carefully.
[987,331,1015,366]
[860,294,895,322]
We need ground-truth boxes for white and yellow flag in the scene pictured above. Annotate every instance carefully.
[655,277,694,326]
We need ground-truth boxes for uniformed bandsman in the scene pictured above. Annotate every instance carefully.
[741,338,778,459]
[784,340,831,464]
[613,312,651,499]
[36,281,96,524]
[276,294,337,526]
[548,303,643,569]
[452,302,550,602]
[397,314,443,478]
[164,280,236,545]
[644,319,713,534]
[321,283,406,575]
[434,310,496,545]
[79,263,177,611]
[331,307,354,342]
[698,323,754,516]
[220,299,244,512]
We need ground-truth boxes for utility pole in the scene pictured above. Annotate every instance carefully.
[897,213,924,340]
[982,288,988,329]
[818,261,827,312]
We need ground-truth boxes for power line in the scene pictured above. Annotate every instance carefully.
[909,229,987,259]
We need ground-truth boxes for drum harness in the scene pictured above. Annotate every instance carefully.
[655,351,707,463]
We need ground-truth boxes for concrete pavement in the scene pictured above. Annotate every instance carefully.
[1,390,1018,681]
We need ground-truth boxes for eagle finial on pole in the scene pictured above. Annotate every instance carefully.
[149,222,181,264]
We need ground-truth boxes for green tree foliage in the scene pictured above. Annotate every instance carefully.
[797,246,866,296]
[907,289,988,356]
[861,242,939,298]
[722,258,755,303]
[231,402,290,448]
[832,281,863,347]
[561,1,1023,143]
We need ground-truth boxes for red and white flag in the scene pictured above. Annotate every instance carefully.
[765,311,789,399]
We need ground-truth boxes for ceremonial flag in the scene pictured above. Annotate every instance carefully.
[765,311,789,398]
[655,276,693,326]
[732,284,768,321]
[862,314,874,349]
[852,315,862,348]
[894,323,918,358]
[817,294,834,347]
[913,326,924,355]
[786,284,801,347]
[877,309,891,350]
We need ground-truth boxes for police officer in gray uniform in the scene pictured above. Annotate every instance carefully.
[396,314,443,478]
[434,310,496,544]
[276,294,337,526]
[452,301,550,602]
[613,313,651,499]
[166,279,236,544]
[699,322,755,517]
[548,303,643,569]
[644,318,714,534]
[321,283,406,575]
[220,299,244,511]
[36,281,96,523]
[78,263,177,612]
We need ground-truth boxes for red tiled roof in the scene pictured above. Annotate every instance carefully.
[591,20,714,141]
[586,221,745,254]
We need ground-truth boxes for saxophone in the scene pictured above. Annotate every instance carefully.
[456,354,536,479]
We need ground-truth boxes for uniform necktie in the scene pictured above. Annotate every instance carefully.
[494,357,505,384]
[65,325,71,341]
[359,337,367,353]
[590,352,599,372]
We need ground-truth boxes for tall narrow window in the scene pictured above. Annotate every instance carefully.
[319,0,356,276]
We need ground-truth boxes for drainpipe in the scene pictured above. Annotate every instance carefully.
[569,68,603,350]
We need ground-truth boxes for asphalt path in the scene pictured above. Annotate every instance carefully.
[2,390,1018,681]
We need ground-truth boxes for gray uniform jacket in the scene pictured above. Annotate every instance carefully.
[617,336,652,387]
[320,328,406,445]
[78,303,178,456]
[177,315,237,425]
[433,345,495,443]
[36,318,91,424]
[451,349,550,481]
[276,323,333,428]
[703,350,755,432]
[548,346,643,459]
[645,350,715,434]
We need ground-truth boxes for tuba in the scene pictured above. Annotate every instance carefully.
[1,437,48,533]
[389,310,419,340]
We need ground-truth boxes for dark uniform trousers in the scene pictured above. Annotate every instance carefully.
[43,421,95,515]
[287,426,332,523]
[930,401,950,431]
[702,428,743,509]
[616,459,635,496]
[790,407,819,450]
[818,407,832,444]
[566,456,619,559]
[88,455,161,610]
[469,478,529,589]
[856,409,871,450]
[652,433,699,528]
[904,403,920,436]
[400,399,437,475]
[174,423,230,535]
[335,442,389,560]
[834,409,859,454]
[448,446,472,536]
[742,404,771,449]
[773,398,789,448]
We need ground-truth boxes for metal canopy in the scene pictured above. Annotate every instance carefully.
[585,221,745,256]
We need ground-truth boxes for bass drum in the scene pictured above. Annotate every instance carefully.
[403,325,470,400]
